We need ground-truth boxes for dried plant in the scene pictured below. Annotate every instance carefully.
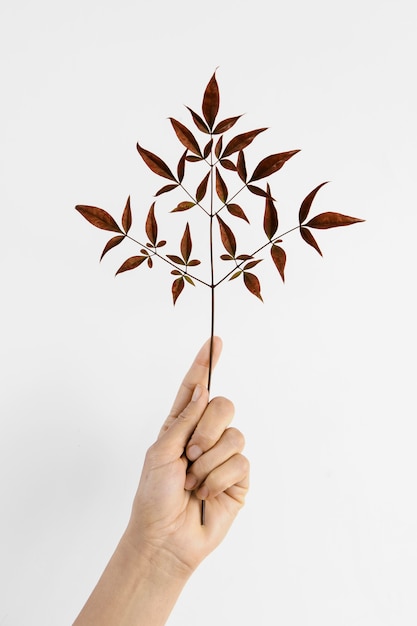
[76,71,363,522]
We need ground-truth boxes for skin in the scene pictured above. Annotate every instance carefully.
[73,336,250,626]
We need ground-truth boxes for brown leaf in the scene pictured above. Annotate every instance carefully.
[271,244,286,282]
[305,212,365,229]
[184,275,195,285]
[263,184,278,239]
[75,205,123,233]
[213,115,242,134]
[202,71,219,130]
[237,150,247,182]
[227,203,249,223]
[222,128,267,158]
[100,235,125,261]
[156,240,166,247]
[147,257,153,268]
[229,270,242,280]
[247,184,274,199]
[171,201,195,212]
[300,226,322,256]
[220,254,234,260]
[215,136,223,159]
[187,259,201,266]
[216,167,228,203]
[116,255,147,275]
[145,202,158,245]
[236,254,253,260]
[249,150,300,182]
[243,272,263,301]
[177,150,187,182]
[196,172,210,202]
[220,159,237,171]
[172,276,185,305]
[122,196,132,234]
[167,254,185,265]
[185,155,203,163]
[181,222,192,263]
[244,259,262,270]
[299,182,328,224]
[136,143,176,181]
[186,106,209,133]
[170,118,202,156]
[155,183,179,196]
[203,138,213,159]
[216,215,236,257]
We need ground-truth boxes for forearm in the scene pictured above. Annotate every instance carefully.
[73,533,190,626]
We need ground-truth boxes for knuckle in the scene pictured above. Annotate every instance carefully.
[226,427,245,451]
[210,395,235,417]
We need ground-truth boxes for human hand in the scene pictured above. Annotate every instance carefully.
[123,336,249,578]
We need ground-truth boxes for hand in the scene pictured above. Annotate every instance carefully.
[123,336,250,577]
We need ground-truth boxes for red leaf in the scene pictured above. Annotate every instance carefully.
[249,150,300,182]
[170,118,202,156]
[220,159,237,171]
[185,155,202,162]
[172,276,185,305]
[236,254,253,261]
[186,106,210,133]
[202,71,219,130]
[227,203,249,223]
[146,202,158,245]
[136,143,176,181]
[215,136,223,159]
[237,150,247,182]
[203,138,213,159]
[299,182,328,224]
[243,272,263,301]
[196,172,210,202]
[155,183,179,196]
[213,115,242,134]
[122,196,132,234]
[222,128,267,158]
[305,212,365,229]
[116,255,147,275]
[247,184,274,199]
[271,244,286,282]
[75,205,122,233]
[177,150,187,182]
[263,184,278,239]
[171,201,195,212]
[181,222,192,263]
[216,167,228,203]
[216,215,236,256]
[100,235,125,261]
[300,226,322,256]
[244,259,262,270]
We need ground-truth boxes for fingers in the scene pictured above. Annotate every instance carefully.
[186,395,235,462]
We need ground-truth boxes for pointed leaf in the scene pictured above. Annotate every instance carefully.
[249,150,300,182]
[171,269,182,275]
[203,138,213,159]
[171,201,195,213]
[271,244,286,282]
[263,184,278,239]
[147,257,153,268]
[237,150,247,182]
[185,155,203,162]
[216,215,236,256]
[222,128,267,158]
[156,240,166,247]
[167,254,185,265]
[100,235,125,261]
[136,143,176,181]
[244,259,262,270]
[122,196,132,233]
[145,202,158,245]
[300,226,322,256]
[155,183,179,196]
[181,222,192,263]
[196,172,210,202]
[172,276,185,305]
[220,254,234,260]
[236,254,253,261]
[186,106,210,133]
[247,184,274,199]
[216,167,228,203]
[202,71,219,129]
[227,203,249,223]
[188,259,201,266]
[243,272,263,301]
[184,275,195,286]
[220,159,237,171]
[213,115,242,134]
[116,255,147,275]
[299,182,328,224]
[305,212,365,229]
[177,150,187,182]
[75,205,122,233]
[215,136,223,159]
[170,118,202,156]
[229,270,242,280]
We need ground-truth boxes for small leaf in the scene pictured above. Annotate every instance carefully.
[156,240,166,247]
[305,212,365,229]
[122,196,132,234]
[227,203,249,223]
[187,259,201,266]
[243,272,263,301]
[229,270,242,280]
[171,269,182,275]
[213,115,242,134]
[184,275,195,285]
[215,136,223,159]
[171,201,195,213]
[237,150,247,182]
[181,222,192,263]
[185,155,203,162]
[216,167,228,203]
[236,254,253,261]
[216,215,236,256]
[249,150,300,182]
[75,205,122,233]
[247,184,274,199]
[299,182,328,224]
[172,276,185,305]
[271,244,286,282]
[244,259,262,270]
[222,128,267,158]
[145,202,158,245]
[167,254,185,265]
[136,143,176,181]
[202,71,220,130]
[177,150,187,183]
[203,138,213,159]
[116,255,147,275]
[140,248,149,255]
[196,172,210,202]
[100,235,125,261]
[170,118,202,156]
[300,226,322,256]
[220,254,234,260]
[147,257,153,268]
[220,159,237,171]
[186,106,210,133]
[263,184,278,239]
[155,183,179,196]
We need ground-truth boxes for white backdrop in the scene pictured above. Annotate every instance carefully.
[1,1,416,624]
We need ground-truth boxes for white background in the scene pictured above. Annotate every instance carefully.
[1,1,416,624]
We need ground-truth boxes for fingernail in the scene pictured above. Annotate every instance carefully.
[184,474,198,490]
[187,445,203,461]
[197,484,209,500]
[192,385,202,402]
